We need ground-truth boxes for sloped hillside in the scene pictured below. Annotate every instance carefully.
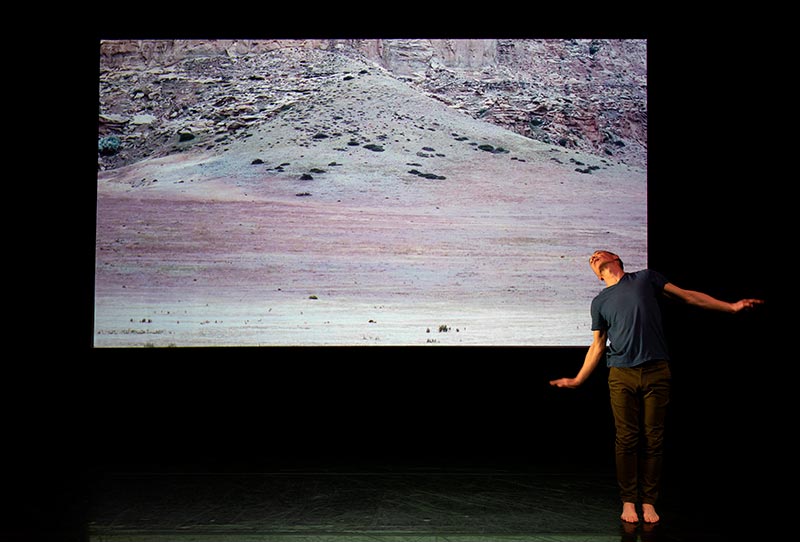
[98,39,647,170]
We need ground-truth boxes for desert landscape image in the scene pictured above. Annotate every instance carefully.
[94,39,647,347]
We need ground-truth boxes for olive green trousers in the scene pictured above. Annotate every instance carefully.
[608,360,671,505]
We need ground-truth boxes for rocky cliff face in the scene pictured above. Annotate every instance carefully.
[98,39,646,170]
[98,39,501,71]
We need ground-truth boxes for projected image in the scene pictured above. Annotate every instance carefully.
[94,39,647,347]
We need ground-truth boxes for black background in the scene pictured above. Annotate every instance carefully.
[10,16,782,540]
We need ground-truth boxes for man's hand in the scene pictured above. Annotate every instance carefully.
[549,377,580,389]
[731,298,765,313]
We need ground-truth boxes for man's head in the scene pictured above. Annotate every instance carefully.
[589,250,624,280]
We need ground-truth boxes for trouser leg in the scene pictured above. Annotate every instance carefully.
[609,367,641,503]
[640,361,671,505]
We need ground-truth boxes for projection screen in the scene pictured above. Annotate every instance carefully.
[94,39,647,347]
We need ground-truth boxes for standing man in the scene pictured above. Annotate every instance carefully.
[549,250,763,524]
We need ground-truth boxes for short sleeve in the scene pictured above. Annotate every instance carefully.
[590,296,606,331]
[648,269,668,292]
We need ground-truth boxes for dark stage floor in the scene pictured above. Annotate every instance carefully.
[81,463,731,542]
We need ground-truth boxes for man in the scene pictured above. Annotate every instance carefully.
[549,250,763,524]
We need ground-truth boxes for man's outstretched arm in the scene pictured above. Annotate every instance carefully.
[662,283,764,313]
[549,329,608,388]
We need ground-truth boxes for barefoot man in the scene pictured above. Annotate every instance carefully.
[549,250,764,524]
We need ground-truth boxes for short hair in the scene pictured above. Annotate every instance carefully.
[593,250,624,270]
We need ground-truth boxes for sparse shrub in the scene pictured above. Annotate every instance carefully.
[98,136,121,156]
[408,169,445,180]
[478,144,509,154]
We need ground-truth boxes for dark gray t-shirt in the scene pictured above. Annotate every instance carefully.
[590,269,670,368]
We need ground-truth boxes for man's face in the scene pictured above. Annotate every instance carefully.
[589,251,619,280]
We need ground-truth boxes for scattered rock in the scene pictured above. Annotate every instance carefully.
[131,114,157,125]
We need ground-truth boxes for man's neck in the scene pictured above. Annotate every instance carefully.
[603,270,625,287]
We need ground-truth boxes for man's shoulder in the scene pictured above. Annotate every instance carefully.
[627,269,669,291]
[630,269,665,280]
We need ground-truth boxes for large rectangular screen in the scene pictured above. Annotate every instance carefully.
[94,39,647,347]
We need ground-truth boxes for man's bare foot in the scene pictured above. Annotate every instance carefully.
[621,502,639,523]
[642,503,660,524]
